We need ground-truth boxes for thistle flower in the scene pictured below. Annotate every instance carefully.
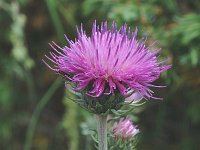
[113,118,139,139]
[43,21,170,113]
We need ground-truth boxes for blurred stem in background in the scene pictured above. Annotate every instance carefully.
[9,1,34,70]
[23,78,62,150]
[45,0,65,43]
[0,1,36,102]
[62,95,80,150]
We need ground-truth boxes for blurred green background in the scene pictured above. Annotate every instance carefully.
[0,0,200,150]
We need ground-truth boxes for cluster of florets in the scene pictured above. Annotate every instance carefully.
[113,118,139,140]
[44,21,170,104]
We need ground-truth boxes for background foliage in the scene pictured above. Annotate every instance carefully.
[0,0,200,150]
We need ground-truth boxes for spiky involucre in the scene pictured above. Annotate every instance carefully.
[44,21,170,100]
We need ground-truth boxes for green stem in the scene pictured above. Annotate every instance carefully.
[23,78,61,150]
[45,0,65,43]
[95,114,108,150]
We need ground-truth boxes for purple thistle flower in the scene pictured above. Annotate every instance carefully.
[43,21,170,100]
[113,118,139,139]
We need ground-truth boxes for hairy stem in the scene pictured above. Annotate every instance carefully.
[95,114,108,150]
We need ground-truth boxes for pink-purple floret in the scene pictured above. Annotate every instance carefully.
[43,21,171,99]
[113,118,139,139]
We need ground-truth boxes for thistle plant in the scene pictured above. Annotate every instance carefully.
[43,21,170,150]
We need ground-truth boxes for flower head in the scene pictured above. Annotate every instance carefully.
[113,118,139,139]
[43,21,170,111]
